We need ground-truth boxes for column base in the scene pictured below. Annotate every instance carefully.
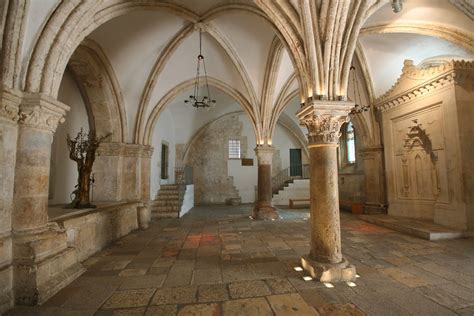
[301,256,356,283]
[13,223,85,305]
[252,205,279,220]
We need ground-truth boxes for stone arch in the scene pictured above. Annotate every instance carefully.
[253,0,309,100]
[1,0,27,90]
[181,111,243,164]
[143,77,259,146]
[360,22,474,53]
[67,38,127,142]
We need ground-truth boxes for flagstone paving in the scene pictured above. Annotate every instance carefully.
[6,205,474,315]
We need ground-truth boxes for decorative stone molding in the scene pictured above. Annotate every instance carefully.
[377,59,474,112]
[17,93,69,133]
[449,0,474,19]
[0,88,21,123]
[254,145,274,165]
[296,100,353,144]
[97,142,153,158]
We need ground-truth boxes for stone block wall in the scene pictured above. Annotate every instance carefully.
[94,143,153,202]
[185,114,241,205]
[55,202,140,262]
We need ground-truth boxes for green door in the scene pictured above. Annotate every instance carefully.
[290,148,302,177]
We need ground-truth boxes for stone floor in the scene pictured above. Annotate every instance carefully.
[7,205,474,316]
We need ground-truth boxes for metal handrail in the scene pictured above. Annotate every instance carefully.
[272,164,309,194]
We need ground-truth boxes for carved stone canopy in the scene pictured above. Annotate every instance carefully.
[296,100,353,145]
[403,119,437,162]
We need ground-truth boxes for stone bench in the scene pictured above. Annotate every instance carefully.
[289,198,310,208]
[340,200,364,214]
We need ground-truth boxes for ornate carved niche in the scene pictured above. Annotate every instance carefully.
[396,119,441,200]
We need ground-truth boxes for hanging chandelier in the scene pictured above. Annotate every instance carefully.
[349,65,369,115]
[184,28,216,108]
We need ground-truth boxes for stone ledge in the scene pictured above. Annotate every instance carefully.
[358,214,464,240]
[50,202,140,262]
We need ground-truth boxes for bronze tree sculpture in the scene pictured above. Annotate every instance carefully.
[65,128,110,209]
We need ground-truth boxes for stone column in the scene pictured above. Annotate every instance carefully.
[94,143,154,202]
[253,145,279,220]
[0,88,21,312]
[297,100,356,282]
[12,94,84,305]
[361,146,387,213]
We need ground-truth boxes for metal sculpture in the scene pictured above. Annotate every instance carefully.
[65,128,110,208]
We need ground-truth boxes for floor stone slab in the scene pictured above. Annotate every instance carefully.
[102,289,156,309]
[151,286,197,305]
[221,298,273,316]
[228,280,271,299]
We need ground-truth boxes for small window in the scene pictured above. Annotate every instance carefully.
[228,139,241,159]
[346,122,356,164]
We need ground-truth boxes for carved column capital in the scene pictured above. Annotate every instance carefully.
[254,145,274,165]
[0,88,22,123]
[18,93,70,133]
[296,100,353,145]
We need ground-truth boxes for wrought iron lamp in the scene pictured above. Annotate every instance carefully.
[349,65,370,115]
[184,28,216,108]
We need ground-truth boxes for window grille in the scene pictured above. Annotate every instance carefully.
[228,139,241,159]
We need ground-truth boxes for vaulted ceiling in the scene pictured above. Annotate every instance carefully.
[15,0,474,144]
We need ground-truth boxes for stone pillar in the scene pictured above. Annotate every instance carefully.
[297,100,356,282]
[12,93,84,305]
[361,146,387,213]
[94,143,153,203]
[0,88,21,312]
[253,145,279,220]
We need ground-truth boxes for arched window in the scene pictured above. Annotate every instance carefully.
[339,121,357,168]
[346,122,356,164]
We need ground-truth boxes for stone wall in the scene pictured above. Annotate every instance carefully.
[185,114,241,205]
[54,202,140,262]
[94,143,153,202]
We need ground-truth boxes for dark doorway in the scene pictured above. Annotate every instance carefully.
[290,148,302,177]
[161,143,169,180]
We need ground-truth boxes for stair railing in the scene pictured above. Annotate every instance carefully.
[272,166,291,194]
[272,164,310,194]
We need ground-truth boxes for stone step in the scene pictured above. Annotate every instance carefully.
[156,194,180,201]
[152,200,181,206]
[158,190,180,195]
[152,205,181,212]
[358,214,464,241]
[160,185,179,190]
[152,211,179,219]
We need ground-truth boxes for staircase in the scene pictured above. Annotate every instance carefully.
[151,184,184,219]
[151,165,194,219]
[272,179,310,206]
[272,164,309,195]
